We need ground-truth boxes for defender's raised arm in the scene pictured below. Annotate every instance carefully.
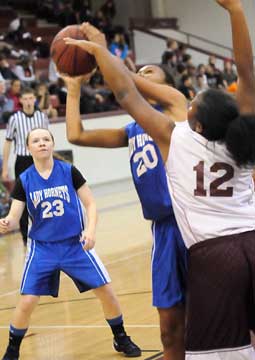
[217,0,255,113]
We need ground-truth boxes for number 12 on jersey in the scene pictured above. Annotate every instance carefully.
[193,161,234,197]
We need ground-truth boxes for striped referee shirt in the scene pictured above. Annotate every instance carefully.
[6,110,49,156]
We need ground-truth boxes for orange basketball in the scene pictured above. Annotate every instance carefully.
[50,25,96,76]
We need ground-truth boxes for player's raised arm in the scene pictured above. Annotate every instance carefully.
[217,0,255,113]
[63,74,128,148]
[64,28,174,161]
[130,71,187,122]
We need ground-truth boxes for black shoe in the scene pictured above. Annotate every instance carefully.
[2,348,19,360]
[113,335,141,357]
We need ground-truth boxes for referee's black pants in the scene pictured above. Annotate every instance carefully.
[15,155,33,246]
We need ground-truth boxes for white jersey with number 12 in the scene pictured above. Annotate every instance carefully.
[166,121,255,249]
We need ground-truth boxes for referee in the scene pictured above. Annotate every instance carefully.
[1,87,49,245]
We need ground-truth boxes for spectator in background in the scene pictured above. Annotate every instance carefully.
[208,54,221,72]
[207,54,225,88]
[7,14,26,44]
[0,54,17,81]
[161,39,179,77]
[0,79,13,124]
[178,74,196,101]
[177,43,188,63]
[48,58,59,83]
[186,64,197,88]
[13,55,36,86]
[196,64,208,88]
[92,9,112,38]
[6,79,22,112]
[205,63,224,89]
[182,54,193,67]
[194,74,208,93]
[164,38,179,54]
[162,50,177,66]
[100,0,116,23]
[161,51,178,78]
[37,0,60,23]
[109,33,136,72]
[33,37,50,58]
[58,0,77,27]
[174,63,187,88]
[222,60,237,86]
[80,69,119,114]
[36,82,58,118]
[0,41,13,57]
[73,0,92,23]
[50,77,67,105]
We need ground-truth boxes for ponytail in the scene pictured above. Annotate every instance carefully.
[226,115,255,167]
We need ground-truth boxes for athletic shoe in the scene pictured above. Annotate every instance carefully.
[113,335,141,357]
[2,348,19,360]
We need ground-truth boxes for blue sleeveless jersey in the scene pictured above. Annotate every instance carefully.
[20,160,84,242]
[125,122,173,220]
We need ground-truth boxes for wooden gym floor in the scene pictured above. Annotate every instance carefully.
[0,179,163,359]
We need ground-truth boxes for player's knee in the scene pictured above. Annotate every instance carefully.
[95,284,117,302]
[18,296,38,313]
[160,321,184,348]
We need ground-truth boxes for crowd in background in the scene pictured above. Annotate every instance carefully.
[0,0,238,125]
[161,38,237,101]
[0,0,134,123]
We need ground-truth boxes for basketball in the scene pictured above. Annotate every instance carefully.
[50,25,96,76]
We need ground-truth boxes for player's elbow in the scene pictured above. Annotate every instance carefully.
[67,132,82,145]
[67,135,79,145]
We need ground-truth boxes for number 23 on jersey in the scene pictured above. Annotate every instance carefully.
[41,199,65,218]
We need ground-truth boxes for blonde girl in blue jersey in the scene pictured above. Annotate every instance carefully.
[0,128,140,360]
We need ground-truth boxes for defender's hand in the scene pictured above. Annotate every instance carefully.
[80,22,107,49]
[64,37,99,56]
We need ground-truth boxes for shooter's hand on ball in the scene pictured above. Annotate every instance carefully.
[60,72,94,89]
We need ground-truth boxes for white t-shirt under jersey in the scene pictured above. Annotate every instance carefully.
[166,121,255,249]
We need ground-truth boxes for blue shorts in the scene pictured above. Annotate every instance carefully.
[20,236,111,297]
[151,215,187,308]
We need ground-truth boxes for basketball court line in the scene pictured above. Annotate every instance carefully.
[0,290,19,298]
[0,325,159,329]
[144,351,164,360]
[0,289,152,312]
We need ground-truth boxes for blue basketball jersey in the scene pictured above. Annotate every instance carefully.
[125,122,173,220]
[20,160,84,242]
